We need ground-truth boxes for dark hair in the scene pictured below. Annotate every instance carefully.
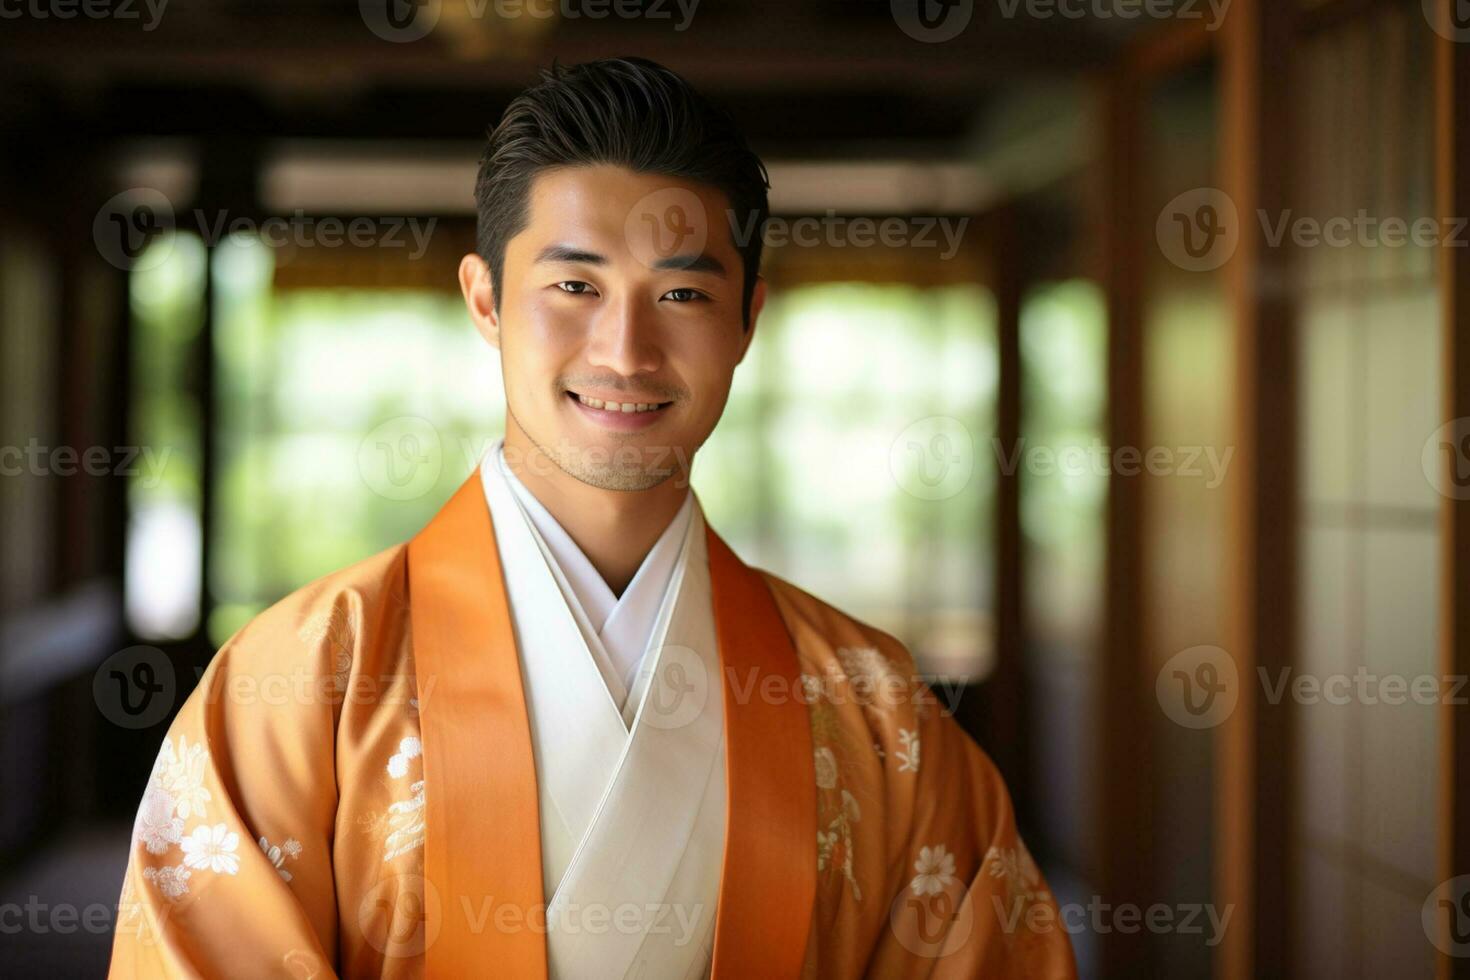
[474,56,770,327]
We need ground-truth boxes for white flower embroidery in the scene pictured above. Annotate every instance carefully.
[135,785,183,855]
[800,673,824,703]
[983,843,1047,905]
[299,609,354,691]
[387,736,422,779]
[896,727,920,773]
[132,735,239,900]
[816,830,838,871]
[814,747,838,790]
[816,787,864,901]
[837,646,897,688]
[142,865,192,901]
[260,836,303,882]
[910,844,957,897]
[383,736,426,862]
[149,734,212,821]
[182,824,241,875]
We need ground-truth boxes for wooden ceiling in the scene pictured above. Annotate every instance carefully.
[0,0,1141,153]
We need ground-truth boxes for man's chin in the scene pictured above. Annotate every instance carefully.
[542,431,688,492]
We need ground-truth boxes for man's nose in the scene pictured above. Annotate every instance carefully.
[585,294,662,376]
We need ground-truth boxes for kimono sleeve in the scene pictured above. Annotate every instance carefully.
[867,647,1079,980]
[109,603,344,979]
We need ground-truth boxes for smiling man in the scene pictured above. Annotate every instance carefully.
[109,58,1076,979]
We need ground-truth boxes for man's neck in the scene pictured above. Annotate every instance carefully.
[501,421,690,597]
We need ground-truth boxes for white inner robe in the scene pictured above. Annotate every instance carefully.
[497,443,695,713]
[480,442,726,980]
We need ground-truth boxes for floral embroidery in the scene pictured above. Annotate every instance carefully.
[131,735,238,900]
[983,842,1049,907]
[260,836,303,881]
[135,785,184,855]
[182,824,241,875]
[983,840,1054,944]
[816,788,863,901]
[813,747,838,790]
[896,727,920,773]
[299,607,353,692]
[837,646,899,695]
[910,844,957,896]
[142,864,192,900]
[383,736,426,862]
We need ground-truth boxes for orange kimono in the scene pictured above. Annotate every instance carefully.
[108,466,1077,979]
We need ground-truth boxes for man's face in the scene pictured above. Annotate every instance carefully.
[466,164,763,491]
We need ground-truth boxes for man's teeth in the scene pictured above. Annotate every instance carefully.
[575,393,665,413]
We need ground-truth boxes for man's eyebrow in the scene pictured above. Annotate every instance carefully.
[652,252,727,276]
[534,244,607,265]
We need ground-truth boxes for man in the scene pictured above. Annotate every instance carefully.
[109,57,1076,979]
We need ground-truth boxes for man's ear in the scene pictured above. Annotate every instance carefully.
[458,253,501,350]
[737,275,766,364]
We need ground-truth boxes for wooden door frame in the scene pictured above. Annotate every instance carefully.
[1434,1,1470,976]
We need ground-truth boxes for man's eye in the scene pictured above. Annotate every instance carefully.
[662,288,705,303]
[556,281,596,295]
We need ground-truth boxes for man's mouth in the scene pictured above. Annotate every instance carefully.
[565,391,674,414]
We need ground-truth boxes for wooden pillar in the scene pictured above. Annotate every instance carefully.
[1434,2,1470,976]
[1217,0,1296,977]
[1097,67,1152,978]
